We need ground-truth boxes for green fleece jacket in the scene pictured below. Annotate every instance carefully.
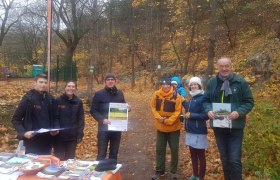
[202,73,254,129]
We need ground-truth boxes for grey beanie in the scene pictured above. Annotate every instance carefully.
[105,73,116,80]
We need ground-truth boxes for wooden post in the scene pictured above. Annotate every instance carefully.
[47,0,52,92]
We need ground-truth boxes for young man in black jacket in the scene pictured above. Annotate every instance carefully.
[12,74,59,155]
[90,73,130,161]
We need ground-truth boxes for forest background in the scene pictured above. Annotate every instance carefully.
[0,0,279,179]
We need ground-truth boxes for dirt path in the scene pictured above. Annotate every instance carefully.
[116,88,223,180]
[118,90,155,180]
[117,90,195,180]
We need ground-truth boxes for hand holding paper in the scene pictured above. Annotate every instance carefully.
[228,111,239,120]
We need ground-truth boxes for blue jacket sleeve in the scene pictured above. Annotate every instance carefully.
[90,94,104,123]
[178,87,187,98]
[77,99,85,140]
[202,81,213,113]
[11,96,29,139]
[189,112,208,121]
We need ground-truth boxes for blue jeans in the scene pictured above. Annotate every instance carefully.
[213,128,243,180]
[97,131,121,161]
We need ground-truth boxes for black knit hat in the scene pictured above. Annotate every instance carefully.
[160,77,171,85]
[104,73,116,80]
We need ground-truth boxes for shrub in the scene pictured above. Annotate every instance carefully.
[243,103,280,179]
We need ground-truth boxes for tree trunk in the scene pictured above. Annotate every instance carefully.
[277,19,280,39]
[207,0,217,76]
[108,0,113,72]
[64,45,76,81]
[184,24,196,74]
[130,3,136,89]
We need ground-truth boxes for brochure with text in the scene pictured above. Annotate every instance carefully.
[212,103,232,128]
[108,103,128,131]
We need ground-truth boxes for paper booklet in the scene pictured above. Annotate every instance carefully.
[108,103,128,131]
[212,103,232,128]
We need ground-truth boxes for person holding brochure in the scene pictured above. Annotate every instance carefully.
[12,74,59,155]
[53,81,85,160]
[183,77,208,180]
[90,73,130,161]
[151,77,182,179]
[202,57,254,180]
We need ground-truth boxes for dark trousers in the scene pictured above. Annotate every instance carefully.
[155,130,180,174]
[97,131,121,161]
[24,133,52,155]
[189,147,206,180]
[53,140,77,161]
[214,128,244,180]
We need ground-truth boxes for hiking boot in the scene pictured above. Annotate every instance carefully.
[171,173,179,179]
[151,171,164,180]
[188,175,200,180]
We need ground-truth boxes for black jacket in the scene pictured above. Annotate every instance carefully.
[12,89,57,140]
[90,87,126,131]
[55,94,85,141]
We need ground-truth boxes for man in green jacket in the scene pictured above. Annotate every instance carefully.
[202,57,254,180]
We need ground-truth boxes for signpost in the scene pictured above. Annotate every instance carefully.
[47,0,52,92]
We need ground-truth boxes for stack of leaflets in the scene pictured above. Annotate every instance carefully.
[0,152,16,162]
[37,165,65,178]
[0,157,30,174]
[58,159,96,179]
[19,161,45,175]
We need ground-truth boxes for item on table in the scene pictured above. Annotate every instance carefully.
[63,159,96,170]
[37,155,60,167]
[95,159,117,172]
[0,152,16,162]
[58,168,91,179]
[40,165,65,176]
[6,156,31,165]
[19,161,45,175]
[0,163,19,174]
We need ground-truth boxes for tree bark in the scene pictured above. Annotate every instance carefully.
[130,2,136,89]
[207,0,217,76]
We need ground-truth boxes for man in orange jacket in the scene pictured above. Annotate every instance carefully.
[151,77,182,180]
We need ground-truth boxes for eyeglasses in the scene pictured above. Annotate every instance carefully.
[106,78,115,81]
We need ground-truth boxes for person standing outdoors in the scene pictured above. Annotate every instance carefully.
[53,81,85,160]
[90,73,130,161]
[202,57,254,180]
[183,77,208,180]
[151,77,182,180]
[12,74,59,155]
[171,76,187,98]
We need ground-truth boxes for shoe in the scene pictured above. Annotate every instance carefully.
[188,176,200,180]
[171,173,179,179]
[151,171,164,180]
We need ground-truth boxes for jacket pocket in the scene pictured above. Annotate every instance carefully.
[156,99,162,111]
[163,100,175,112]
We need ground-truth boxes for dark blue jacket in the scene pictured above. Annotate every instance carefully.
[182,93,208,134]
[55,94,84,141]
[90,87,126,131]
